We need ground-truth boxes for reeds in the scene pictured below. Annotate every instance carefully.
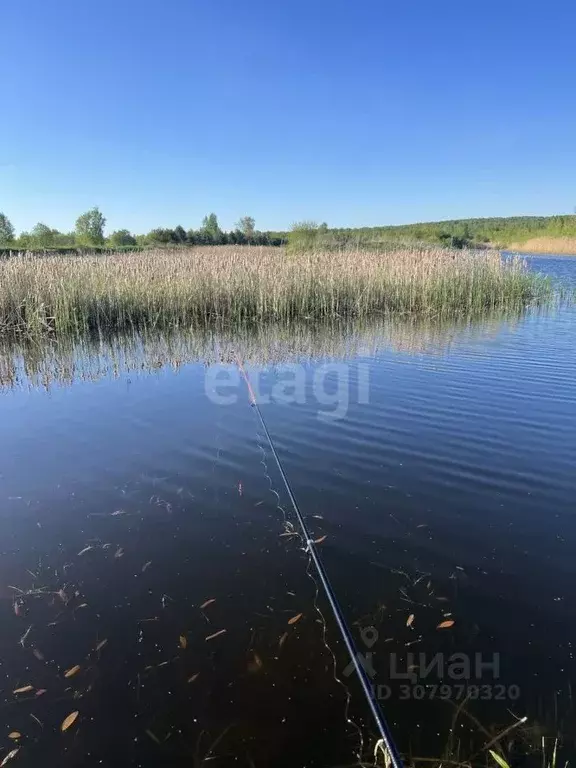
[0,246,553,336]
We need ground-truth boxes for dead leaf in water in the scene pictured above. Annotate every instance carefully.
[437,620,455,629]
[248,652,263,673]
[205,629,227,641]
[179,635,187,649]
[95,639,108,652]
[288,613,303,625]
[64,665,81,679]
[278,632,289,649]
[406,614,415,627]
[0,748,19,767]
[35,689,47,697]
[13,685,33,694]
[61,711,79,732]
[200,598,216,609]
[77,546,93,556]
[313,535,327,544]
[187,673,199,683]
[8,733,21,740]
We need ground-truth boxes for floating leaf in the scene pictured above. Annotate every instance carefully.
[0,748,19,767]
[13,686,33,694]
[200,598,216,610]
[288,613,303,625]
[95,639,108,652]
[313,535,327,544]
[179,635,187,649]
[205,629,227,641]
[8,733,21,740]
[187,673,199,684]
[61,711,79,732]
[35,689,47,697]
[437,620,455,629]
[64,665,81,679]
[77,546,93,556]
[406,614,415,627]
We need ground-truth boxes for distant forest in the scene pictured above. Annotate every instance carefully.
[1,208,576,252]
[288,215,576,250]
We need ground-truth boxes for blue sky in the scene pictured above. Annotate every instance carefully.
[2,0,575,235]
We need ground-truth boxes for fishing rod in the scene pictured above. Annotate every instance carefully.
[235,358,404,768]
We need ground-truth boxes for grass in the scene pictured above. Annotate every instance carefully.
[0,246,554,336]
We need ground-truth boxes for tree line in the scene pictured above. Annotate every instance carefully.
[0,209,287,249]
[294,215,576,250]
[3,209,576,253]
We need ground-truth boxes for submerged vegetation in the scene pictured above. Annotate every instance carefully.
[0,246,553,336]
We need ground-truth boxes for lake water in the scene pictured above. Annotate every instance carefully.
[0,256,574,767]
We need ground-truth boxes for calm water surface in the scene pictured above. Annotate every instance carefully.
[0,256,574,767]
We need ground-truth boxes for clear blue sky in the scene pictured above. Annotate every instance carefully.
[2,0,575,235]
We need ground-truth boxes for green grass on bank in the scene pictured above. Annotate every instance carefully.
[0,246,554,336]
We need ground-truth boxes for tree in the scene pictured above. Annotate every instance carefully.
[0,213,15,244]
[201,213,222,243]
[109,229,136,247]
[16,232,32,249]
[174,225,187,244]
[236,216,255,241]
[147,228,176,244]
[31,222,55,248]
[75,207,106,246]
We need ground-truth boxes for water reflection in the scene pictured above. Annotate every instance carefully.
[0,311,528,392]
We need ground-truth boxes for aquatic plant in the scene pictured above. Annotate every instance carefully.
[0,246,553,336]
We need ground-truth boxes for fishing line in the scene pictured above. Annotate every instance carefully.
[235,358,404,768]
